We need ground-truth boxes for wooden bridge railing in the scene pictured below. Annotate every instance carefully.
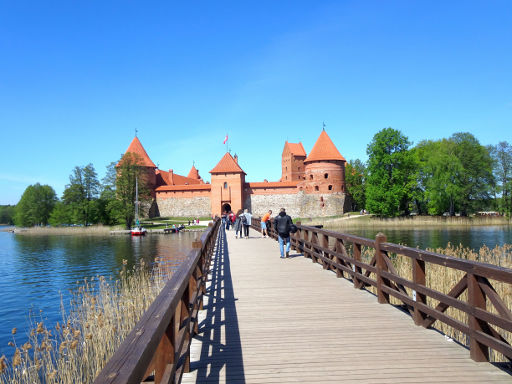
[95,218,221,384]
[251,217,512,363]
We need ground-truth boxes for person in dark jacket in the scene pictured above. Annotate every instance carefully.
[274,208,293,258]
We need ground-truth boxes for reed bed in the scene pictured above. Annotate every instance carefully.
[356,242,512,363]
[14,225,117,236]
[0,259,172,383]
[315,215,511,229]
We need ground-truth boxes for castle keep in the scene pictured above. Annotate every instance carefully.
[121,130,349,218]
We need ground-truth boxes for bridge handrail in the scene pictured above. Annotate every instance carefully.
[94,218,221,384]
[251,217,512,363]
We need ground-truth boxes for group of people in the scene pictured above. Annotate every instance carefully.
[222,209,252,239]
[222,207,295,259]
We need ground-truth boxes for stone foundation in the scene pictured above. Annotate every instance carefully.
[244,191,348,218]
[157,196,211,217]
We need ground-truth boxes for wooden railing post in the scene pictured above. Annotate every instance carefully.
[468,273,489,362]
[192,240,204,310]
[353,243,362,289]
[412,258,426,326]
[291,221,300,250]
[375,233,389,304]
[303,228,311,259]
[322,234,329,270]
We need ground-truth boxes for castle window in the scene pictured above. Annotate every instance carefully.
[309,174,314,180]
[324,173,329,179]
[328,185,333,191]
[315,186,319,192]
[223,182,228,189]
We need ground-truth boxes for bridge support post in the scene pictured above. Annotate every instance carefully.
[412,259,426,325]
[468,273,489,362]
[375,233,389,304]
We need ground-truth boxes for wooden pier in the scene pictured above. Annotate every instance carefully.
[181,227,511,383]
[96,219,512,383]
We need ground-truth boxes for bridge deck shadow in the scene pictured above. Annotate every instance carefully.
[183,227,245,383]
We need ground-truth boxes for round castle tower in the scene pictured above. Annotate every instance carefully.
[299,129,346,193]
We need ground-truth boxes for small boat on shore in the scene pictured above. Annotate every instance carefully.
[131,177,146,237]
[131,226,147,236]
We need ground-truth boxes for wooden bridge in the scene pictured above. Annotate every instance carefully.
[95,219,512,383]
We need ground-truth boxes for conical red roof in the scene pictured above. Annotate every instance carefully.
[305,130,345,162]
[210,153,246,174]
[187,165,201,179]
[122,137,156,167]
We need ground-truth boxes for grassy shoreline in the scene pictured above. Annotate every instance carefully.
[304,214,511,228]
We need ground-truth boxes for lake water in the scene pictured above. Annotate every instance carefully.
[0,227,198,358]
[325,225,512,251]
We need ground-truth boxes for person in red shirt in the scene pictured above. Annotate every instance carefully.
[261,210,272,238]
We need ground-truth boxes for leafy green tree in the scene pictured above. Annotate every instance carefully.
[345,159,366,211]
[14,184,57,226]
[415,139,464,215]
[97,161,120,225]
[366,128,417,217]
[489,141,512,217]
[115,152,151,229]
[62,164,101,225]
[48,201,73,226]
[450,133,494,215]
[0,205,16,224]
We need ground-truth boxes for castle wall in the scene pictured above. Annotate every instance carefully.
[244,191,348,218]
[156,196,211,217]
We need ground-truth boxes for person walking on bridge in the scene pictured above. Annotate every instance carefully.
[274,208,293,258]
[261,210,272,238]
[242,209,252,239]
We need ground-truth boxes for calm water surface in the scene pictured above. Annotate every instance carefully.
[0,227,197,358]
[326,225,512,251]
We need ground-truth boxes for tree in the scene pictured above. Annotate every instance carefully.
[98,162,120,225]
[366,128,416,217]
[415,139,464,215]
[48,201,73,226]
[0,205,15,225]
[62,164,100,225]
[489,141,512,217]
[345,159,366,211]
[115,153,152,229]
[450,133,494,215]
[14,184,57,226]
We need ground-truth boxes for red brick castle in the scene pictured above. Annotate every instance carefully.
[121,130,349,218]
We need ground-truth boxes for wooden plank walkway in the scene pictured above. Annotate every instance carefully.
[181,227,511,383]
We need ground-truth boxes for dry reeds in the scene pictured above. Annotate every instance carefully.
[358,243,512,363]
[0,259,171,383]
[14,225,118,236]
[317,215,511,229]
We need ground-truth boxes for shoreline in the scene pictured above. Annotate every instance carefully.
[2,226,208,235]
[306,214,511,228]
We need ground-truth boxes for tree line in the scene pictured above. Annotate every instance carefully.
[345,128,512,217]
[10,153,151,228]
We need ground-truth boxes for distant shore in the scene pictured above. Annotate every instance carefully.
[304,214,511,228]
[2,224,209,235]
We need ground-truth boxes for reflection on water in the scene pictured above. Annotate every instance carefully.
[328,225,512,251]
[0,229,198,357]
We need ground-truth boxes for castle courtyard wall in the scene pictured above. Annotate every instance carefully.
[244,191,348,218]
[156,196,211,217]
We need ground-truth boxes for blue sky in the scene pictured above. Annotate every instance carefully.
[1,1,511,205]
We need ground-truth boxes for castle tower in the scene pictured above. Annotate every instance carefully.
[119,136,157,195]
[209,153,246,216]
[300,130,346,194]
[187,164,203,182]
[281,141,307,181]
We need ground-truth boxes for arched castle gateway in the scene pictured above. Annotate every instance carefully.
[120,130,350,218]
